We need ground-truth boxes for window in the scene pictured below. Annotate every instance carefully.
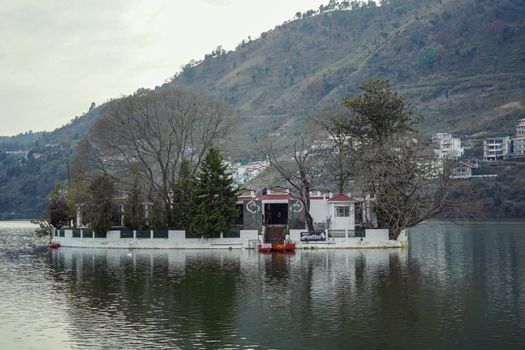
[335,206,350,217]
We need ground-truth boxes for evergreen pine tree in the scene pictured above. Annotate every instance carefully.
[148,193,168,230]
[188,148,239,238]
[85,174,115,234]
[45,182,71,228]
[172,158,195,230]
[124,179,144,229]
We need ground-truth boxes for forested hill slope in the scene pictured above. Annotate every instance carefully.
[1,0,525,219]
[169,0,525,137]
[0,104,104,219]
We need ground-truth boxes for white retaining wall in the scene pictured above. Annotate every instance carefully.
[289,228,406,249]
[53,228,407,249]
[53,229,259,249]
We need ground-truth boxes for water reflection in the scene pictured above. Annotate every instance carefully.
[1,222,524,349]
[46,248,416,349]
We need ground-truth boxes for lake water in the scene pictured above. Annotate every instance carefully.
[0,221,524,349]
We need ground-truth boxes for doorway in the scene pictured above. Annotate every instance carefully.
[264,203,288,225]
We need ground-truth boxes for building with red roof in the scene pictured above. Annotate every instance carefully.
[236,188,369,244]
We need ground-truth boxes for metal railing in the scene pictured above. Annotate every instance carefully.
[94,231,106,239]
[59,228,249,240]
[223,229,241,238]
[120,229,134,239]
[136,230,151,239]
[328,229,346,238]
[153,230,168,239]
[328,227,366,238]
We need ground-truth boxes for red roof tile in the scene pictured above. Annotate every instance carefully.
[327,194,354,202]
[256,194,292,201]
[238,196,255,201]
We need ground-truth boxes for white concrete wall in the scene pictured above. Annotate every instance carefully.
[310,200,356,231]
[290,228,405,249]
[396,229,409,247]
[289,229,302,243]
[331,204,355,230]
[364,229,389,243]
[54,229,259,249]
[310,199,330,225]
[54,228,406,250]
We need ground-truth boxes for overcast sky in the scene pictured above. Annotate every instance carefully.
[0,0,322,136]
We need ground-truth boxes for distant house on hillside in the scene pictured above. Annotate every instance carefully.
[432,133,464,160]
[516,118,525,137]
[483,136,511,161]
[511,118,525,156]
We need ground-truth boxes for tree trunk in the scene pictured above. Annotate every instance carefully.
[389,227,401,240]
[305,212,314,232]
[304,183,315,232]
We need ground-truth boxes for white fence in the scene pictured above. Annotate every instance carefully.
[53,229,259,249]
[53,228,407,249]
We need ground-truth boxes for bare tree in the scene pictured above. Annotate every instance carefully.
[317,79,468,239]
[264,129,331,232]
[77,87,234,224]
[354,135,466,239]
[316,106,358,193]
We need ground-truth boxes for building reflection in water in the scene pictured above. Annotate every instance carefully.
[47,248,412,349]
[47,223,525,350]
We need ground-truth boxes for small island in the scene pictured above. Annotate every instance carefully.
[41,80,464,250]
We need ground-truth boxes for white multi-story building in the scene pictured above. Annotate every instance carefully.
[483,136,511,161]
[512,138,525,155]
[511,118,525,156]
[432,133,464,159]
[431,133,452,143]
[516,118,525,137]
[228,160,269,186]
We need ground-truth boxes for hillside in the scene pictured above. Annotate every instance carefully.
[0,104,104,219]
[1,0,525,218]
[169,0,525,141]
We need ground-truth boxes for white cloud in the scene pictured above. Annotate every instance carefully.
[0,0,321,135]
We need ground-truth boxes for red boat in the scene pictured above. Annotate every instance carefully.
[48,242,61,249]
[257,243,272,253]
[271,243,287,252]
[257,241,296,253]
[271,242,296,252]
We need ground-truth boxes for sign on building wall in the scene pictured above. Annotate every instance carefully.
[300,230,326,242]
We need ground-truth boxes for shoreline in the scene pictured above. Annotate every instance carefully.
[51,228,408,250]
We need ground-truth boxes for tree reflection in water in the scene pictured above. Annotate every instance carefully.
[48,249,242,348]
[44,223,525,350]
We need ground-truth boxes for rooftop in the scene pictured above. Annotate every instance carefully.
[327,194,355,202]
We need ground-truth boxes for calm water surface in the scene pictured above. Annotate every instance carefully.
[0,221,524,349]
